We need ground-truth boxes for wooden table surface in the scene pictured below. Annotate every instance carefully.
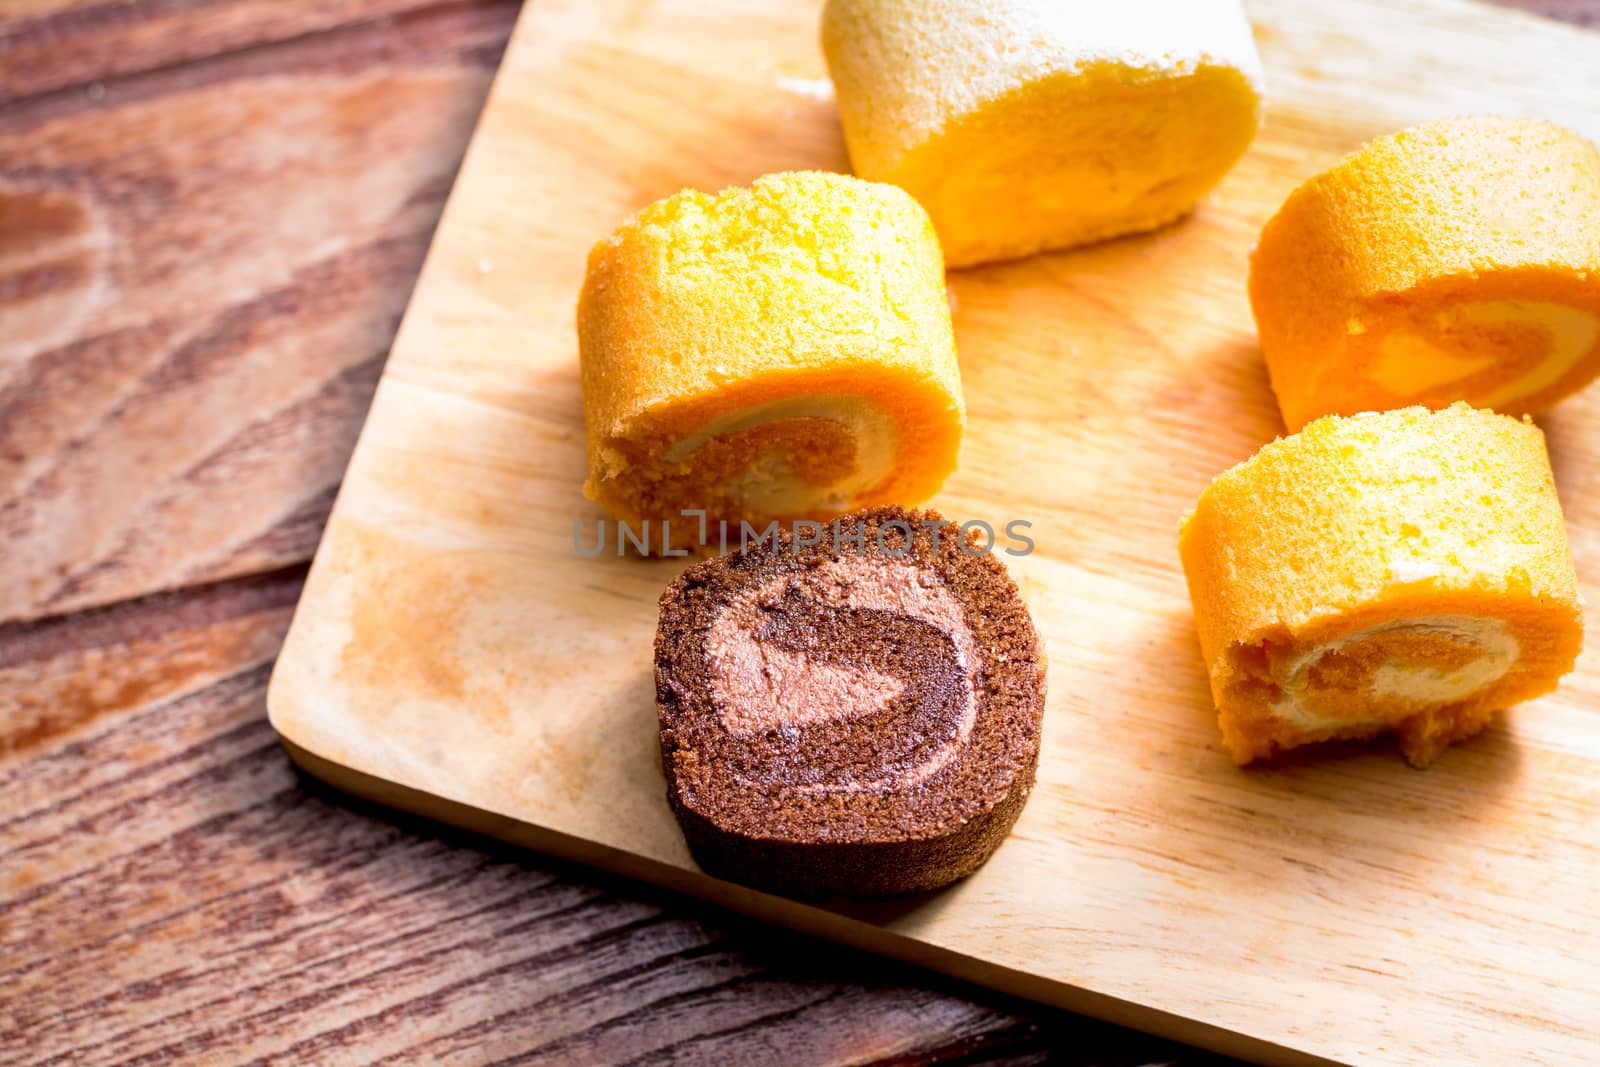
[2,2,1594,1064]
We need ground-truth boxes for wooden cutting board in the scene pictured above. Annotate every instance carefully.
[266,2,1600,1063]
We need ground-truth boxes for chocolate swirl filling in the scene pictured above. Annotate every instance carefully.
[704,555,981,793]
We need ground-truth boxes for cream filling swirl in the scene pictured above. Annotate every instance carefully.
[1370,299,1599,404]
[1270,615,1520,732]
[704,555,979,794]
[663,394,897,514]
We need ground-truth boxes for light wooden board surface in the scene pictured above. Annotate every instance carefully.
[267,2,1600,1064]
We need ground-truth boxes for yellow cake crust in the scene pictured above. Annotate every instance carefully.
[821,0,1263,268]
[1179,404,1583,766]
[577,171,964,540]
[1250,116,1600,430]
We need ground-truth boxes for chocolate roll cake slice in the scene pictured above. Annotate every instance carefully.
[655,506,1045,896]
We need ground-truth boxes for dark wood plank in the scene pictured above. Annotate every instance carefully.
[1497,0,1600,25]
[0,574,1227,1066]
[0,0,474,101]
[0,0,519,625]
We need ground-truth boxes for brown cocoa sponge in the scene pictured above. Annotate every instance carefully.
[654,506,1045,896]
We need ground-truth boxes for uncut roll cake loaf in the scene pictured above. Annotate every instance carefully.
[655,506,1045,896]
[821,0,1264,267]
[1251,116,1600,431]
[578,172,963,547]
[1179,404,1583,767]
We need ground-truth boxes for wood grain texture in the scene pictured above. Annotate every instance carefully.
[1502,0,1600,24]
[0,0,474,100]
[0,0,519,626]
[265,1,1600,1065]
[2,1,1598,1065]
[0,570,1225,1067]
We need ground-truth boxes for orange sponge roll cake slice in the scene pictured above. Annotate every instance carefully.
[1179,404,1583,767]
[577,171,964,544]
[821,0,1263,268]
[1250,117,1600,431]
